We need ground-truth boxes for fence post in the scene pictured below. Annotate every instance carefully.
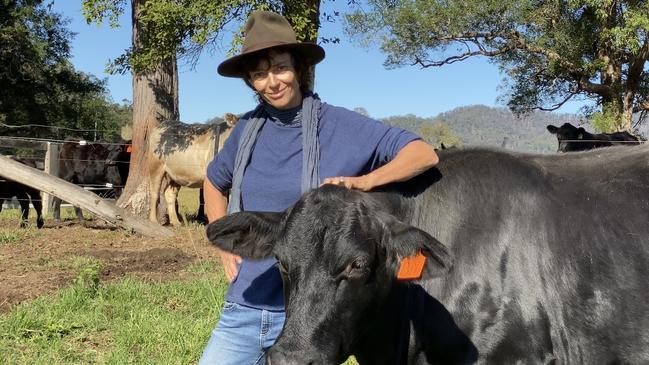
[42,142,60,215]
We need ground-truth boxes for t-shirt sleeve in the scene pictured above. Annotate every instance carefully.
[349,112,422,168]
[206,117,248,193]
[373,121,421,163]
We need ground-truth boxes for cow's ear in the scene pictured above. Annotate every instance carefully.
[378,214,453,279]
[546,125,559,134]
[206,211,283,259]
[577,128,585,139]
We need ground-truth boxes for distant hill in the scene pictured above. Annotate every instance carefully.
[204,105,592,154]
[382,105,584,153]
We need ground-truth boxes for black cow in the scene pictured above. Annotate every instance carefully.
[53,140,131,222]
[207,145,649,364]
[547,122,641,152]
[0,157,44,228]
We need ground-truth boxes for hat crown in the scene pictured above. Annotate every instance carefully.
[217,10,325,78]
[242,11,297,53]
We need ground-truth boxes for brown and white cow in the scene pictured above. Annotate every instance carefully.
[148,113,238,226]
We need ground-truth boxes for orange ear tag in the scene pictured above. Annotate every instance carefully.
[396,250,427,281]
[126,145,133,153]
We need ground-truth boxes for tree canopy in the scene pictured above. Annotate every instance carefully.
[346,0,649,132]
[0,0,129,141]
[81,0,334,74]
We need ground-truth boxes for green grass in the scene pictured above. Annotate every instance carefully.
[0,223,40,245]
[0,205,84,223]
[0,228,28,245]
[0,264,360,364]
[0,264,228,365]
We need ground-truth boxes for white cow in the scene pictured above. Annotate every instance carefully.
[147,113,238,226]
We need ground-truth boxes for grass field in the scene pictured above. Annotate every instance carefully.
[0,188,358,364]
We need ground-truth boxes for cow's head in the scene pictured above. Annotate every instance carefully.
[547,123,591,152]
[206,185,452,364]
[104,141,132,190]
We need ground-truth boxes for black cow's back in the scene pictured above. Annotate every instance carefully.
[391,145,649,363]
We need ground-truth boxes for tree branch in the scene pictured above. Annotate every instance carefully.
[626,38,649,95]
[535,92,577,112]
[633,101,649,112]
[411,35,515,67]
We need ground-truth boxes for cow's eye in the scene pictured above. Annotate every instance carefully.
[346,258,369,278]
[351,259,365,270]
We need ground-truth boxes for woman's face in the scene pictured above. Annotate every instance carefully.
[248,51,302,110]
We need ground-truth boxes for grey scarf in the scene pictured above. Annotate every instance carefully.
[228,93,321,214]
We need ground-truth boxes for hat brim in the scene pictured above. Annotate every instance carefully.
[217,42,325,78]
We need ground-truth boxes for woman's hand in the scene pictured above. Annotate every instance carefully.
[216,247,242,283]
[321,174,377,192]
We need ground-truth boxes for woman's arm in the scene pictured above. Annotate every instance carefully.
[322,139,438,191]
[204,178,241,282]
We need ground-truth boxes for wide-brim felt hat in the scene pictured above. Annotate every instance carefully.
[217,10,325,78]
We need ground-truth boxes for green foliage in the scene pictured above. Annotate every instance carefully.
[81,0,126,28]
[0,1,130,141]
[72,259,104,297]
[418,123,461,148]
[346,0,649,130]
[82,0,345,74]
[592,107,622,133]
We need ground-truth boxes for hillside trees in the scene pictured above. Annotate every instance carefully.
[0,0,128,141]
[346,0,649,132]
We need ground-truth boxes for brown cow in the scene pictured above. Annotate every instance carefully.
[148,113,238,226]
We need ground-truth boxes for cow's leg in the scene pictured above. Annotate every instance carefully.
[197,187,207,223]
[17,193,30,228]
[164,182,182,226]
[148,165,165,224]
[28,189,44,228]
[74,205,84,222]
[52,196,62,221]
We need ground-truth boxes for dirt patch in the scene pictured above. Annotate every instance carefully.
[89,247,194,280]
[0,218,218,312]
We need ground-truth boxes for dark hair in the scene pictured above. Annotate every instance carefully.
[240,47,313,102]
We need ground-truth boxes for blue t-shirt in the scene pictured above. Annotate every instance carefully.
[206,103,420,311]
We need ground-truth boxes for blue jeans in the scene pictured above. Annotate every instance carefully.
[198,301,286,365]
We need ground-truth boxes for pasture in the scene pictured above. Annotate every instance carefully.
[0,188,357,364]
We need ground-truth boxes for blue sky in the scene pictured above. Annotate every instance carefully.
[51,2,587,123]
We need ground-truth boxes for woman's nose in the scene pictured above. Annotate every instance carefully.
[267,72,280,87]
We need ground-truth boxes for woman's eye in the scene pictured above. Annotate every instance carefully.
[251,71,266,80]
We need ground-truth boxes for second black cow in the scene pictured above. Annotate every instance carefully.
[53,140,131,222]
[208,145,649,364]
[0,157,44,228]
[547,122,641,152]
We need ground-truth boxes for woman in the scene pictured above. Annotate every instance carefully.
[200,10,439,365]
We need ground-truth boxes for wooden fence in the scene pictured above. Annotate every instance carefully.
[0,137,172,238]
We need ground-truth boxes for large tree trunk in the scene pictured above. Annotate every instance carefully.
[117,0,179,217]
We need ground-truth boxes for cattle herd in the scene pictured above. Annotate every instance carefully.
[0,115,238,228]
[1,119,649,363]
